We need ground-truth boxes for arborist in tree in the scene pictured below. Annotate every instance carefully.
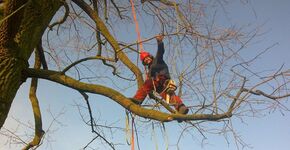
[131,34,189,115]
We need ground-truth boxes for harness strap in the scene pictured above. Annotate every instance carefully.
[125,111,130,145]
[131,115,135,150]
[152,78,157,92]
[144,66,149,80]
[152,78,177,103]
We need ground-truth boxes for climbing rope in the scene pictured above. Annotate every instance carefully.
[130,0,150,81]
[129,0,144,52]
[128,2,141,149]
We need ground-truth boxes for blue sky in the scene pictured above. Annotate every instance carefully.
[1,0,290,150]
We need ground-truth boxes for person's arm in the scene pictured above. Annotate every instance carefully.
[155,35,164,62]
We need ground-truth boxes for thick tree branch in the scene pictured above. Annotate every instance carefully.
[16,0,62,60]
[71,0,143,87]
[25,68,234,122]
[23,49,44,150]
[36,40,48,70]
[92,0,103,56]
[91,0,132,81]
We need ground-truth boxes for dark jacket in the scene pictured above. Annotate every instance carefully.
[149,41,170,79]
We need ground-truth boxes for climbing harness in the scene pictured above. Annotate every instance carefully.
[163,79,177,103]
[152,78,177,103]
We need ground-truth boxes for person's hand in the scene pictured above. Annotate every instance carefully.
[156,34,164,42]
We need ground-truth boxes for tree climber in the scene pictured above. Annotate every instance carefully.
[131,34,189,115]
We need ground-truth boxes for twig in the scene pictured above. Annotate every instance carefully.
[48,0,69,30]
[78,91,115,150]
[61,56,115,74]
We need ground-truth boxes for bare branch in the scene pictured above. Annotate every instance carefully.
[22,49,44,150]
[78,91,115,150]
[110,0,123,19]
[48,0,69,30]
[61,56,115,74]
[36,40,48,70]
[71,0,144,87]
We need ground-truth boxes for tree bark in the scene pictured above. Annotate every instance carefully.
[0,55,26,128]
[0,0,61,129]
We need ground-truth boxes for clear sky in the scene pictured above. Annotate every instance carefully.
[1,0,290,150]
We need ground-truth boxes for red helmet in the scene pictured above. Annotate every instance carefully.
[140,51,151,61]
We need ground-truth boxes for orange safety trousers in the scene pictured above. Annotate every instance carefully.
[133,75,184,110]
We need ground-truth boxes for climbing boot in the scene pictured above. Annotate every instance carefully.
[178,104,189,115]
[176,104,189,123]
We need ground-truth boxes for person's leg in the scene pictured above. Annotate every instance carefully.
[171,95,189,114]
[132,79,154,104]
[159,92,189,114]
[157,77,189,114]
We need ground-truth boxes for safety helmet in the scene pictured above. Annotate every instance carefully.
[140,51,151,61]
[140,51,153,65]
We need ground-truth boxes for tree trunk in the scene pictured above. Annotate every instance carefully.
[0,54,27,128]
[0,0,61,129]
